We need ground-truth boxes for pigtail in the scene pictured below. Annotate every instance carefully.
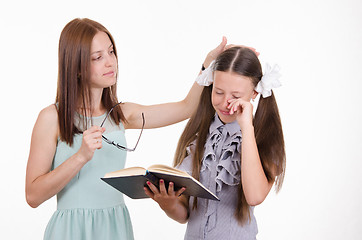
[173,86,215,210]
[253,91,286,192]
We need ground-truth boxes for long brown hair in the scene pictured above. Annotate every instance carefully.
[55,18,126,145]
[174,47,286,224]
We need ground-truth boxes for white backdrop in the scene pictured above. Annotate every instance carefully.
[1,0,362,239]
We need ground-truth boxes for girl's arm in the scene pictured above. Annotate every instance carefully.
[122,37,228,130]
[25,105,104,208]
[144,180,189,224]
[228,99,275,206]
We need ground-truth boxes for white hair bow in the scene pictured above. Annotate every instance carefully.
[195,60,282,99]
[195,60,215,86]
[255,63,282,98]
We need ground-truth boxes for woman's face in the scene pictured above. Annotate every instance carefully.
[89,31,117,89]
[212,71,256,124]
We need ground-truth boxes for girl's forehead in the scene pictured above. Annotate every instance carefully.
[213,71,254,91]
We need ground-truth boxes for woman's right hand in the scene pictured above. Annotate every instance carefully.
[77,126,105,162]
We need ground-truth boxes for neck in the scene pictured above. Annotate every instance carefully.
[78,88,105,116]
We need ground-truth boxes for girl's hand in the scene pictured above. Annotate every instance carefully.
[144,179,186,212]
[227,99,254,131]
[203,36,228,68]
[77,126,105,162]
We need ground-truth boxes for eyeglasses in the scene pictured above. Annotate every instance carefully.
[100,102,145,152]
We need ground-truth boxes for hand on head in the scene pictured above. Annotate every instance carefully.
[225,44,260,57]
[203,36,228,68]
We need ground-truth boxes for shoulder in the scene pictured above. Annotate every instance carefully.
[120,102,138,118]
[34,104,59,139]
[119,102,142,128]
[38,104,58,124]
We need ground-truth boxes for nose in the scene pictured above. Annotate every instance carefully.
[222,95,230,109]
[105,54,115,67]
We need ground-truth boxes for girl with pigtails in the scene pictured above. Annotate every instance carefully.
[145,46,286,239]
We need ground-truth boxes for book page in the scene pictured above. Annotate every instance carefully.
[103,167,146,178]
[148,164,190,177]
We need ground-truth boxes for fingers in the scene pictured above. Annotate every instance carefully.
[225,44,236,50]
[82,126,106,150]
[227,99,254,118]
[168,181,175,195]
[227,99,250,115]
[144,186,154,198]
[175,186,186,197]
[227,99,241,114]
[159,179,167,195]
[216,36,227,51]
[146,181,160,195]
[225,44,260,56]
[146,180,184,197]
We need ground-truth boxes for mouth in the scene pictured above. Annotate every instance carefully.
[103,71,115,77]
[219,109,231,116]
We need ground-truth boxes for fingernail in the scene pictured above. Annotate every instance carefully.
[160,179,164,183]
[147,181,151,185]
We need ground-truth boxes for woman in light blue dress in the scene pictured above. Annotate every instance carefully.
[25,18,227,240]
[145,47,286,239]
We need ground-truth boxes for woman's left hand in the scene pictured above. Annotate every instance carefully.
[203,36,228,68]
[227,98,254,130]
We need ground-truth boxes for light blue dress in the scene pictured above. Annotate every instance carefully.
[44,113,134,240]
[177,114,258,240]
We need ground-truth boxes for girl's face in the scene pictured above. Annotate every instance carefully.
[89,31,117,89]
[212,71,257,124]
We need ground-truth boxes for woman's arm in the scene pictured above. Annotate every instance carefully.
[122,37,228,129]
[228,99,274,206]
[25,105,104,208]
[144,180,189,224]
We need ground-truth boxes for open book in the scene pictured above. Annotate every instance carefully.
[101,164,219,201]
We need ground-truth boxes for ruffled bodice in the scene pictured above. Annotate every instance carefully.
[201,115,242,192]
[178,114,258,240]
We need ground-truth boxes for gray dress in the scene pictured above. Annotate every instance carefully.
[177,115,258,240]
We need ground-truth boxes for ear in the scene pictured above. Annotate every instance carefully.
[251,90,258,100]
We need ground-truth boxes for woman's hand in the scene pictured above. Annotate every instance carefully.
[203,38,260,69]
[227,98,254,131]
[203,36,228,68]
[77,126,105,162]
[225,44,260,57]
[144,179,186,212]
